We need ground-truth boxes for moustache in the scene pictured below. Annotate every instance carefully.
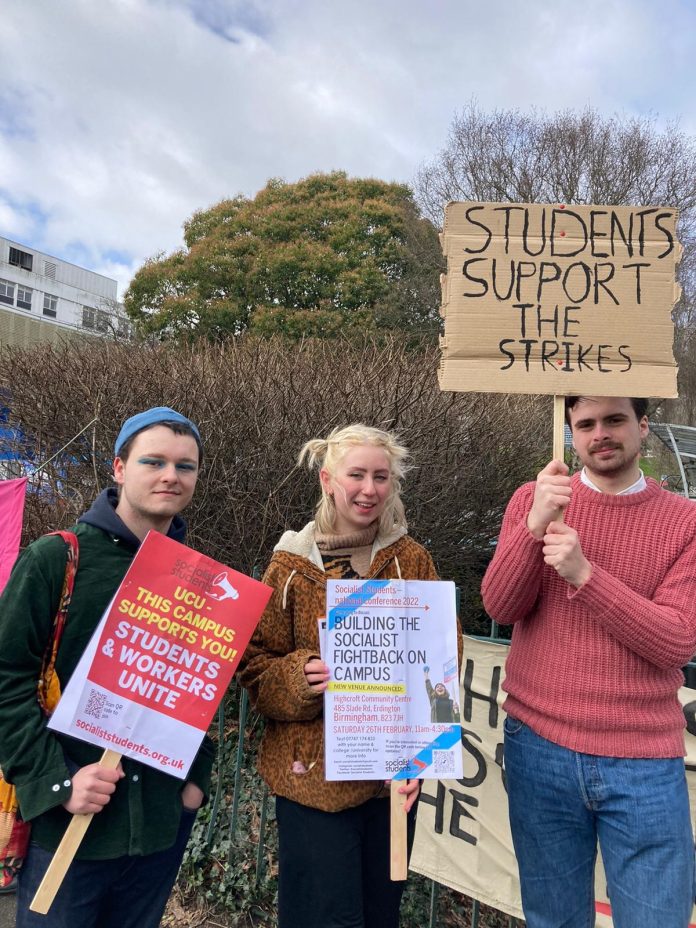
[590,443,621,453]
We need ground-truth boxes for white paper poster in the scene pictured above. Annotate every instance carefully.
[323,578,462,782]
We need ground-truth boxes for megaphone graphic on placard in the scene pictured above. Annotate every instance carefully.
[207,572,240,602]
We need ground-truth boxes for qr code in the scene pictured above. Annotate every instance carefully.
[433,749,456,776]
[84,690,107,719]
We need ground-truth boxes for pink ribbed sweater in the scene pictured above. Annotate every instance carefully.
[481,475,696,758]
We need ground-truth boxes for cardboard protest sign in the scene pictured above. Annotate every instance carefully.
[322,579,462,782]
[438,202,680,398]
[410,637,696,927]
[49,531,272,777]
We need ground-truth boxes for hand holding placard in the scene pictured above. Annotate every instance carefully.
[526,459,572,538]
[31,749,122,914]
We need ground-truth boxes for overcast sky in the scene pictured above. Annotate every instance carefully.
[1,0,694,296]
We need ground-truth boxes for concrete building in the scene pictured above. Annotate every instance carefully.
[0,236,130,348]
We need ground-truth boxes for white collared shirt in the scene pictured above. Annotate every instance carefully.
[580,468,646,495]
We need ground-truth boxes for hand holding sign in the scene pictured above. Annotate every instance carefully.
[526,459,572,539]
[542,522,592,588]
[31,749,123,913]
[62,760,124,815]
[304,657,330,693]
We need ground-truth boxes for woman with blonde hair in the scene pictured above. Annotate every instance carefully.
[239,423,440,928]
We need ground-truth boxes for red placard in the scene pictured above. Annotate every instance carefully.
[86,531,270,729]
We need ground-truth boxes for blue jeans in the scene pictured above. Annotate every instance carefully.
[16,808,197,928]
[504,717,694,928]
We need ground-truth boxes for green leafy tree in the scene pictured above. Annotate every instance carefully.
[125,172,443,340]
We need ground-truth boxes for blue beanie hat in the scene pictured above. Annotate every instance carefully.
[114,407,201,457]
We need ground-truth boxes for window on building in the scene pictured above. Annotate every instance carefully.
[16,286,32,310]
[43,294,58,318]
[117,317,133,339]
[0,279,15,305]
[82,305,110,333]
[8,247,33,272]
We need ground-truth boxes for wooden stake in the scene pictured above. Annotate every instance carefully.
[390,780,407,881]
[30,749,122,914]
[553,395,566,463]
[553,395,567,523]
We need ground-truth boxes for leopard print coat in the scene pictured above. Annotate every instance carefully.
[238,521,439,812]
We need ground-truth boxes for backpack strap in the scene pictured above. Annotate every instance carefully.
[37,531,79,716]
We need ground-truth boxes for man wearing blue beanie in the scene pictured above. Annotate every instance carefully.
[0,407,213,928]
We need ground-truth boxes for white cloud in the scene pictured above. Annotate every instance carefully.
[0,0,694,297]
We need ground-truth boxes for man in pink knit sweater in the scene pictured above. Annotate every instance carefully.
[482,395,696,928]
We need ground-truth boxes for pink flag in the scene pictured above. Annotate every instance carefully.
[0,477,28,594]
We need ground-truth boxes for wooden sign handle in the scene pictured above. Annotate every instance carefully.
[553,395,566,462]
[30,749,122,914]
[553,395,568,525]
[390,780,408,881]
